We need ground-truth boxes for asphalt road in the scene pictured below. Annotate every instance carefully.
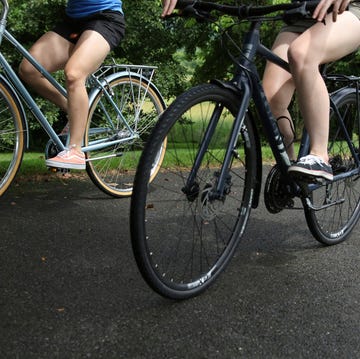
[0,171,359,358]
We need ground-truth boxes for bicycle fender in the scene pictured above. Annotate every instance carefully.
[211,78,262,208]
[210,79,242,96]
[0,74,29,148]
[330,86,356,104]
[88,71,166,110]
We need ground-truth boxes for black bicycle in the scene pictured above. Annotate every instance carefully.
[130,0,360,299]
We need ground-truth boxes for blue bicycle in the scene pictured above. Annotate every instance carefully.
[0,0,166,197]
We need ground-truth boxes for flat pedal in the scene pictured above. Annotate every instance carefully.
[48,167,70,174]
[289,172,326,185]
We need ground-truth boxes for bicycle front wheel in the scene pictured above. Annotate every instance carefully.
[304,89,360,245]
[130,83,257,299]
[0,79,25,197]
[85,74,166,197]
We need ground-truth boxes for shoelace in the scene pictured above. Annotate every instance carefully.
[298,155,324,166]
[57,149,70,157]
[57,147,83,158]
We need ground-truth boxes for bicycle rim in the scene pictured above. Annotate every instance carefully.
[131,84,257,299]
[0,80,25,197]
[85,75,166,197]
[304,90,360,244]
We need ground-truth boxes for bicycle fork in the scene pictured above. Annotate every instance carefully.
[182,83,251,201]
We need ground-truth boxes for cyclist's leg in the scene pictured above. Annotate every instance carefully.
[263,31,299,161]
[18,31,71,111]
[45,30,110,169]
[64,30,110,149]
[288,11,360,164]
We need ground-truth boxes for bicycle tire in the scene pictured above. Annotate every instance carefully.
[85,74,166,197]
[130,83,257,299]
[304,89,360,245]
[0,78,25,197]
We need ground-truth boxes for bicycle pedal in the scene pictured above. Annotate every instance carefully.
[48,167,71,174]
[289,172,325,185]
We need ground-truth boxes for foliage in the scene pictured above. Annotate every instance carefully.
[1,0,360,148]
[4,0,66,147]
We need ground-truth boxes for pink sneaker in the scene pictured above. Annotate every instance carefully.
[46,147,86,170]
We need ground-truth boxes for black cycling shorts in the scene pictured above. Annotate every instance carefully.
[53,10,125,50]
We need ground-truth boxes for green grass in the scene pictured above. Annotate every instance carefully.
[0,144,301,179]
[0,152,89,183]
[17,152,50,175]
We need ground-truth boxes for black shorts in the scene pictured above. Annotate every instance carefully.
[53,10,125,50]
[280,4,360,34]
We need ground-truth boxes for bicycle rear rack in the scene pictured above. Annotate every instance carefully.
[91,60,158,82]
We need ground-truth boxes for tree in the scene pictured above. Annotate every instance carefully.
[3,0,359,147]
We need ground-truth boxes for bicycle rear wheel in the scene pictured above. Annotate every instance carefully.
[0,79,25,197]
[304,89,360,245]
[130,83,257,299]
[85,74,166,197]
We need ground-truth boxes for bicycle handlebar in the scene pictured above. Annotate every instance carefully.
[174,0,322,20]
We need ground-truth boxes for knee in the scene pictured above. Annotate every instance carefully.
[288,43,313,75]
[64,65,87,90]
[18,59,36,82]
[288,45,302,73]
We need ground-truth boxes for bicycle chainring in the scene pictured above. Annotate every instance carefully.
[264,165,295,214]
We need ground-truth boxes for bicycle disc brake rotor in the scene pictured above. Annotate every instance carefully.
[198,185,224,221]
[264,165,294,213]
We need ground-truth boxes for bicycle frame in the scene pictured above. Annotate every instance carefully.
[185,20,294,200]
[128,0,360,301]
[185,16,360,201]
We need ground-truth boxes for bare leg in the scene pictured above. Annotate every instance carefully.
[64,30,110,149]
[20,29,111,169]
[18,31,71,111]
[288,12,360,163]
[20,29,110,153]
[263,31,299,161]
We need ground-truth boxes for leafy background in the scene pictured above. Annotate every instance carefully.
[3,0,360,148]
